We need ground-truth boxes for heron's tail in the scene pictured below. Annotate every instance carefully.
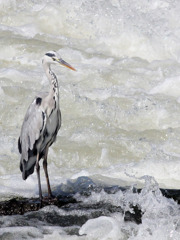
[20,157,36,180]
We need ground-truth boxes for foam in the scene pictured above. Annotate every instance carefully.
[1,0,180,60]
[151,76,180,97]
[79,215,124,239]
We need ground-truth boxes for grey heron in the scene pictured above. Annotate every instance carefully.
[18,51,76,200]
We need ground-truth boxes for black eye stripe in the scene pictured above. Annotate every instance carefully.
[45,53,55,58]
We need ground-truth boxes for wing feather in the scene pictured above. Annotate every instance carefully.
[19,98,46,161]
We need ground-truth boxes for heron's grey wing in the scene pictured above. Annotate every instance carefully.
[19,98,46,161]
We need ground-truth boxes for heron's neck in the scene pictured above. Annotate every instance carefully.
[44,63,59,99]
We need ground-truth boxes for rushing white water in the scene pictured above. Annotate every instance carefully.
[1,0,180,239]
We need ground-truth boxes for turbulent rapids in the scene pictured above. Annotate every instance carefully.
[1,0,180,239]
[0,176,180,239]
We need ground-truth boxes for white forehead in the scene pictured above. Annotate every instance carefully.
[42,51,61,64]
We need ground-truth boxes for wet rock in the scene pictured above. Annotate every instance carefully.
[0,177,180,227]
[0,195,77,216]
[0,195,142,225]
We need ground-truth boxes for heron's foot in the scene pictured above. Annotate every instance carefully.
[42,194,57,204]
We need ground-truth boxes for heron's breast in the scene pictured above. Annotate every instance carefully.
[44,109,60,141]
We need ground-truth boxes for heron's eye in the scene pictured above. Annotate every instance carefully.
[52,57,56,61]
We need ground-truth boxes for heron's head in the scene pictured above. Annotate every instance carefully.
[43,50,76,71]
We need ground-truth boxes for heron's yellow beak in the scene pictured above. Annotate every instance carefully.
[56,58,76,71]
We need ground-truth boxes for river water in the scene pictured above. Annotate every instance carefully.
[1,0,180,239]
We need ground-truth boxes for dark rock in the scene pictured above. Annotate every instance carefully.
[0,177,180,227]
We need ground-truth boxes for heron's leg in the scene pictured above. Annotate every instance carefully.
[36,153,42,200]
[43,147,52,198]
